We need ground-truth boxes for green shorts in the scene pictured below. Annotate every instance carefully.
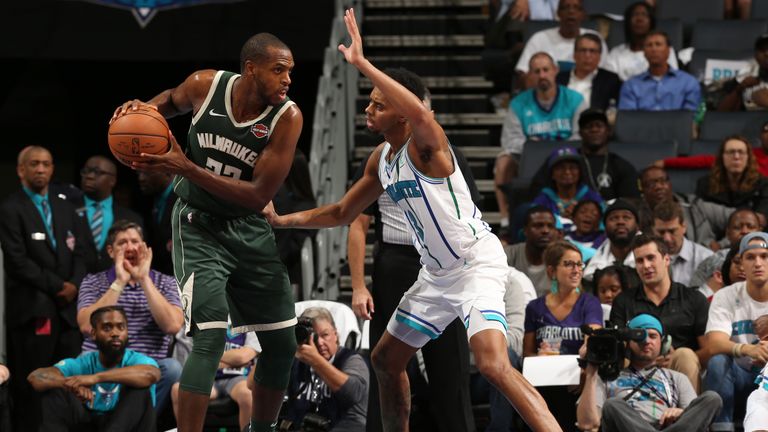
[172,200,296,335]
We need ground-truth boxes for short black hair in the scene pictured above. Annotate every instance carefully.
[644,29,670,47]
[572,199,603,220]
[106,220,144,247]
[575,33,603,53]
[727,207,760,228]
[239,33,290,72]
[623,2,656,43]
[630,232,669,256]
[90,305,127,330]
[383,68,427,101]
[524,205,555,227]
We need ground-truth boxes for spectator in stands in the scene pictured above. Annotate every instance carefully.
[618,31,700,111]
[714,207,762,252]
[281,307,369,431]
[692,250,727,301]
[515,0,607,75]
[505,206,559,296]
[0,145,89,431]
[491,0,561,22]
[171,325,259,431]
[725,0,754,20]
[137,170,176,276]
[652,200,714,286]
[28,305,160,432]
[577,313,722,432]
[722,245,748,287]
[485,268,537,431]
[565,199,606,251]
[696,135,768,224]
[72,155,144,273]
[633,166,733,248]
[556,33,621,111]
[610,233,710,393]
[719,34,768,111]
[272,150,317,284]
[594,265,630,306]
[496,52,587,227]
[532,146,604,223]
[657,120,768,178]
[705,232,768,431]
[605,2,680,82]
[0,364,9,432]
[533,108,640,200]
[584,199,639,281]
[76,220,183,413]
[524,240,603,431]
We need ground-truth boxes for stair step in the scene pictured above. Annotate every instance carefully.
[359,75,493,89]
[367,54,485,76]
[353,145,501,160]
[354,129,499,148]
[364,14,487,35]
[365,34,484,48]
[355,112,503,127]
[357,93,490,113]
[350,159,491,183]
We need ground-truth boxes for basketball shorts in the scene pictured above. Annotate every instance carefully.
[744,368,768,432]
[172,200,296,335]
[386,234,509,348]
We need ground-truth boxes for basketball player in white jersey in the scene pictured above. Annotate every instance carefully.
[263,9,561,431]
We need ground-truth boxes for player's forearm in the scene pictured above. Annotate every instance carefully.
[276,203,356,229]
[353,58,431,127]
[347,216,370,290]
[147,89,188,119]
[28,367,65,392]
[95,365,160,388]
[140,276,184,335]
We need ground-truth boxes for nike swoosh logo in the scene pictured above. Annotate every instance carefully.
[209,109,227,117]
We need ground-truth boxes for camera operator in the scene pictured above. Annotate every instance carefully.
[577,314,722,432]
[282,307,369,431]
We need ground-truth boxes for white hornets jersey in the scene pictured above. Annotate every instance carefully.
[377,140,491,271]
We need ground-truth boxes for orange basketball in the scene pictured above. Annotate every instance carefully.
[108,107,170,166]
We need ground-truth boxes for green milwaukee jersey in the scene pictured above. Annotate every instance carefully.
[174,70,295,218]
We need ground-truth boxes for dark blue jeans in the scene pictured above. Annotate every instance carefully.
[705,354,759,431]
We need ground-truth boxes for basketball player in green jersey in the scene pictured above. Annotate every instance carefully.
[111,33,302,432]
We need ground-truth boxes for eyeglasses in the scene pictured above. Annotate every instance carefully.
[723,149,748,157]
[560,260,585,270]
[80,167,115,177]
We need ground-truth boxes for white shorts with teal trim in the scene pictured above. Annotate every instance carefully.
[386,234,509,348]
[744,368,768,431]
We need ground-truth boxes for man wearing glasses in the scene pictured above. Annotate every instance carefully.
[556,34,621,112]
[609,233,710,393]
[70,155,143,272]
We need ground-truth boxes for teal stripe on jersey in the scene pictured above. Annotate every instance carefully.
[395,314,440,339]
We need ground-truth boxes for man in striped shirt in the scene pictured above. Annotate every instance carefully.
[76,219,184,413]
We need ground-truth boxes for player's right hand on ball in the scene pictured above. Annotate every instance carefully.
[110,99,157,124]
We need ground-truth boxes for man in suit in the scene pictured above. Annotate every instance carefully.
[71,155,143,273]
[0,145,89,431]
[137,170,175,275]
[556,33,622,111]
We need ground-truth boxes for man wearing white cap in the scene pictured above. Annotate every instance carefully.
[704,231,768,431]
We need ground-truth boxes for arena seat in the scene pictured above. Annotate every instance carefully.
[610,140,677,171]
[583,0,635,17]
[691,20,768,52]
[607,19,683,52]
[751,0,768,18]
[656,0,724,36]
[689,139,721,156]
[699,111,768,143]
[614,110,693,155]
[667,169,708,195]
[522,20,599,43]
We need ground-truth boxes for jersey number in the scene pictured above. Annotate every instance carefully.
[205,157,242,180]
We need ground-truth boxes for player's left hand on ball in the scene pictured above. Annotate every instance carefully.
[131,133,190,175]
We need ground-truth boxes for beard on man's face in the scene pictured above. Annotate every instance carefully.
[607,228,637,247]
[95,336,127,358]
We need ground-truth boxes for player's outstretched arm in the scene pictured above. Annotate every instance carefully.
[110,70,216,123]
[338,9,445,156]
[263,146,384,229]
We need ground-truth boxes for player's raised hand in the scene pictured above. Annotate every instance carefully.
[338,8,364,66]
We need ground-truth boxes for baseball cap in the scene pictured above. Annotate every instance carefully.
[628,313,664,336]
[547,146,581,169]
[603,198,639,224]
[578,108,609,128]
[739,231,768,255]
[689,249,727,287]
